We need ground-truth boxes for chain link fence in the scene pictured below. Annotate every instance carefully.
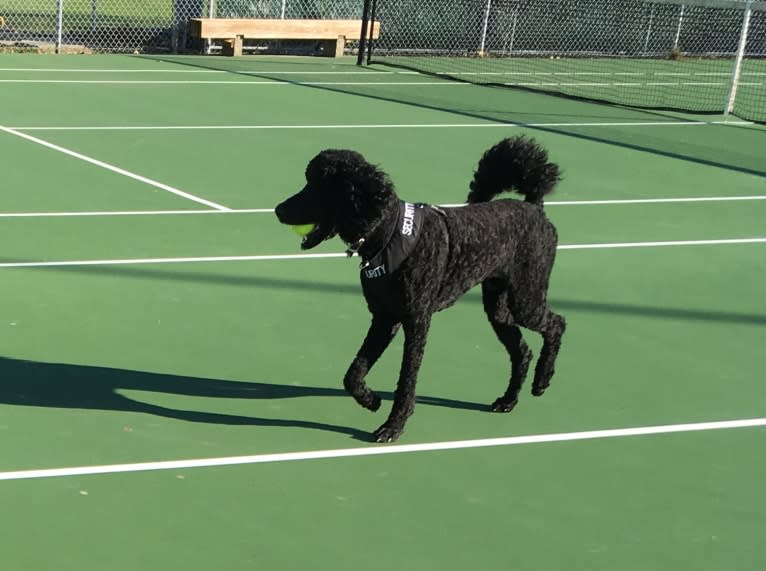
[0,0,362,53]
[368,0,766,121]
[370,0,764,58]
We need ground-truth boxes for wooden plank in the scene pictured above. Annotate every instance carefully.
[189,18,380,41]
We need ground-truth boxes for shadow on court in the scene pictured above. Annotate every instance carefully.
[26,263,766,328]
[139,55,766,178]
[0,356,486,438]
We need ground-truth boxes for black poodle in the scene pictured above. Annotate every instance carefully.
[275,136,566,442]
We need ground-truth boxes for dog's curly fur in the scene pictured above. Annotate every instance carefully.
[275,136,566,442]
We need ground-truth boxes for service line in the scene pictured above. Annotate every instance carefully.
[1,417,765,481]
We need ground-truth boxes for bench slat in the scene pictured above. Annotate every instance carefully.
[189,18,380,41]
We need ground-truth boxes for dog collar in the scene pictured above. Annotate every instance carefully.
[345,238,365,257]
[344,203,397,258]
[358,201,425,279]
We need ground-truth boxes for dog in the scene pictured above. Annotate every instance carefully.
[275,136,566,442]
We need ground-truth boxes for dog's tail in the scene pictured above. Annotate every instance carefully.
[467,136,561,206]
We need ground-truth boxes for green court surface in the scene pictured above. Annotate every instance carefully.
[0,54,765,570]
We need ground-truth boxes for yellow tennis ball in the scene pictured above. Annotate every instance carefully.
[291,223,316,236]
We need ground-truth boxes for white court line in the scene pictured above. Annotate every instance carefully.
[5,195,763,219]
[0,238,764,269]
[7,119,756,131]
[0,253,348,268]
[557,238,766,250]
[1,417,765,481]
[0,68,399,74]
[544,196,766,205]
[2,68,763,77]
[0,79,465,86]
[506,81,764,87]
[0,208,274,218]
[0,126,231,211]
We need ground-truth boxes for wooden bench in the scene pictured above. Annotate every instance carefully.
[188,18,380,57]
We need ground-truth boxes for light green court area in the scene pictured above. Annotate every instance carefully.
[0,53,764,571]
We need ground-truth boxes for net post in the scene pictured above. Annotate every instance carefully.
[724,0,754,117]
[479,0,492,56]
[366,0,379,65]
[56,0,64,54]
[357,0,372,65]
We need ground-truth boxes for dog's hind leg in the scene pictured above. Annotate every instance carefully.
[373,316,431,443]
[482,282,533,412]
[343,315,400,412]
[518,306,566,397]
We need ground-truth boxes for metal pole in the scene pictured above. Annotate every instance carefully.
[673,4,685,50]
[56,0,64,54]
[508,6,518,54]
[479,0,492,55]
[724,0,753,116]
[206,0,215,54]
[357,0,372,65]
[643,4,654,54]
[366,0,379,65]
[280,0,286,19]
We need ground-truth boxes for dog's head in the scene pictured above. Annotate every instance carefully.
[275,149,398,250]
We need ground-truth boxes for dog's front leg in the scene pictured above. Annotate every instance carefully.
[373,316,431,443]
[343,315,400,412]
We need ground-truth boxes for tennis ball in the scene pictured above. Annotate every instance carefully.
[291,223,316,236]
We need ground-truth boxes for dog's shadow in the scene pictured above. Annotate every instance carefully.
[0,357,485,440]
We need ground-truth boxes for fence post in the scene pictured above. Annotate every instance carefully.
[507,4,519,54]
[643,4,655,54]
[205,0,215,54]
[673,4,685,50]
[281,0,287,19]
[725,0,754,116]
[479,0,492,55]
[56,0,64,54]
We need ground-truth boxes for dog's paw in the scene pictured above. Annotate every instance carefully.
[531,382,549,397]
[490,398,518,413]
[372,424,403,443]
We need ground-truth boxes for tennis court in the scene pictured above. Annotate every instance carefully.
[1,53,765,570]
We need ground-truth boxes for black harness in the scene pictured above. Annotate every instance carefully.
[358,201,428,300]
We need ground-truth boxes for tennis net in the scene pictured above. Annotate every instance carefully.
[367,0,766,123]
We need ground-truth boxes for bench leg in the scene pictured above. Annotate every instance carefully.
[233,35,243,57]
[334,35,345,58]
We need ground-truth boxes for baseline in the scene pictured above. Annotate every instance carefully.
[1,195,766,218]
[1,417,764,481]
[0,238,764,269]
[9,120,755,131]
